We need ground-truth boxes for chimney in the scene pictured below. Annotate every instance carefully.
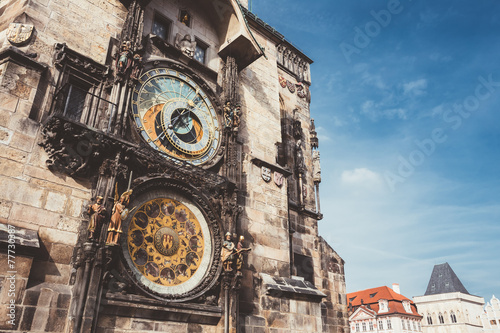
[392,283,400,294]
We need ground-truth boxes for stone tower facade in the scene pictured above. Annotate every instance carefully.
[0,0,349,332]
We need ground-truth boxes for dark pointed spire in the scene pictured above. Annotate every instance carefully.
[424,262,469,295]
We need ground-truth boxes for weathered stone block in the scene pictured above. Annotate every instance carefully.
[0,178,45,208]
[44,191,67,213]
[46,308,67,332]
[9,204,60,227]
[0,157,24,178]
[49,243,73,264]
[38,227,78,246]
[9,131,35,152]
[0,125,14,145]
[131,319,155,331]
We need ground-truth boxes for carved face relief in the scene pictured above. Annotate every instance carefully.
[261,166,271,182]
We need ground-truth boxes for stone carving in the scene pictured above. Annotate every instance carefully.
[274,171,284,187]
[261,166,271,182]
[295,140,305,174]
[221,232,236,271]
[223,102,241,130]
[235,236,251,272]
[310,118,318,149]
[279,75,287,88]
[53,43,109,78]
[7,22,34,46]
[277,43,311,83]
[313,150,321,184]
[106,187,133,246]
[175,34,196,58]
[221,233,250,272]
[87,196,106,241]
[116,41,133,77]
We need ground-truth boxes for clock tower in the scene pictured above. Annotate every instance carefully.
[0,0,349,332]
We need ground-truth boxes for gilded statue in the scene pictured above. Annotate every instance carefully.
[106,186,133,246]
[87,196,106,241]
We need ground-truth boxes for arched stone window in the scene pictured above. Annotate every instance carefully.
[451,311,457,323]
[427,314,433,325]
[439,313,444,324]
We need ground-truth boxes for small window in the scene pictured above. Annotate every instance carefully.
[369,322,373,331]
[427,315,433,325]
[152,13,171,41]
[64,77,92,122]
[194,39,208,64]
[362,322,367,331]
[355,323,360,332]
[491,319,497,325]
[387,319,392,329]
[179,9,191,26]
[439,313,444,324]
[402,320,406,329]
[451,311,457,323]
[369,292,377,298]
[378,320,383,330]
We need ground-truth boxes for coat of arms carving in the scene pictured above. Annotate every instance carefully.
[7,23,34,47]
[261,166,271,182]
[274,172,284,187]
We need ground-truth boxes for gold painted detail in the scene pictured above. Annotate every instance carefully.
[127,198,204,286]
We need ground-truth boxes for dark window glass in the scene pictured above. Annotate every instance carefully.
[194,42,207,64]
[152,14,170,40]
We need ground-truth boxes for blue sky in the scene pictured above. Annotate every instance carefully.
[251,0,500,299]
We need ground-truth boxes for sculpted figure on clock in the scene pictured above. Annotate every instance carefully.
[175,33,195,58]
[106,188,133,245]
[87,196,106,241]
[221,232,236,271]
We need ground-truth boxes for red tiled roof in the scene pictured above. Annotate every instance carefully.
[347,286,422,318]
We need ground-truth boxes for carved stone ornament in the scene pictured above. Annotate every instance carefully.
[302,184,308,199]
[296,82,306,99]
[7,22,34,46]
[175,33,196,58]
[279,75,287,88]
[274,171,284,187]
[261,166,271,182]
[287,80,296,94]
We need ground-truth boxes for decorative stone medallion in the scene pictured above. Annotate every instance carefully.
[274,172,284,187]
[261,166,271,182]
[7,23,34,46]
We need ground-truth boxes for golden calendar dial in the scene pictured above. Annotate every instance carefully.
[123,196,213,298]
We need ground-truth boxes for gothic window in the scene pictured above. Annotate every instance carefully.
[378,320,384,330]
[438,313,444,324]
[450,311,457,323]
[338,293,342,304]
[194,38,208,64]
[387,319,392,329]
[427,314,433,325]
[152,12,171,41]
[179,9,191,26]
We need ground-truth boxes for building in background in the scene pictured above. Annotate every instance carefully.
[481,295,500,332]
[348,284,423,332]
[0,0,349,332]
[414,263,485,333]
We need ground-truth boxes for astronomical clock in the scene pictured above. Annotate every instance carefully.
[131,68,222,166]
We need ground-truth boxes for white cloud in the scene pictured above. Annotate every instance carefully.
[341,168,383,186]
[403,79,428,97]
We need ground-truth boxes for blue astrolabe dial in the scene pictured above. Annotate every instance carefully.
[131,68,221,165]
